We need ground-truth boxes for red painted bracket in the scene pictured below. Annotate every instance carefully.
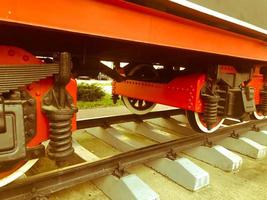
[248,67,264,105]
[113,73,206,112]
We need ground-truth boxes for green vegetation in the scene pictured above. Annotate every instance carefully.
[78,83,105,101]
[78,94,123,109]
[94,82,112,87]
[77,82,122,109]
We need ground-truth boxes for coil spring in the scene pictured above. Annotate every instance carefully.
[47,112,74,163]
[202,94,219,130]
[261,86,267,114]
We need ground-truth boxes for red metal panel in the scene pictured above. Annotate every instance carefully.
[218,65,237,74]
[113,73,206,112]
[114,68,264,112]
[0,0,267,61]
[248,67,264,104]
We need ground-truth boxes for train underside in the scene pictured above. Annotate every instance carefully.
[0,0,267,186]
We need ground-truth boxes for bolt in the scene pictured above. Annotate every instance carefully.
[27,85,34,91]
[27,99,35,106]
[28,114,35,121]
[27,129,35,137]
[8,49,15,56]
[20,91,27,98]
[43,96,51,105]
[67,95,73,104]
[32,195,49,200]
[34,150,39,157]
[23,55,29,62]
[10,91,21,100]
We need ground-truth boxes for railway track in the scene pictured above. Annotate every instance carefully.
[1,109,267,200]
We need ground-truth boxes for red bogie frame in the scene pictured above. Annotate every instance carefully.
[113,65,265,114]
[0,46,77,148]
[113,73,206,113]
[248,66,264,105]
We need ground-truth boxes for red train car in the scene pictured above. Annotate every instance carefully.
[0,0,267,185]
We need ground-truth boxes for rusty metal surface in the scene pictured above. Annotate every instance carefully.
[0,111,267,200]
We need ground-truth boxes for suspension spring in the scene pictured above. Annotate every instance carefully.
[261,85,267,115]
[46,109,74,163]
[202,94,219,130]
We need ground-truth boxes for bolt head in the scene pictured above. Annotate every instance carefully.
[43,97,51,105]
[27,99,35,106]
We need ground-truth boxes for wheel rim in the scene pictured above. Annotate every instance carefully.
[186,111,224,133]
[253,111,265,120]
[0,159,39,187]
[122,96,156,115]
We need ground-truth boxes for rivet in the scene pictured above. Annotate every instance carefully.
[27,85,33,91]
[27,99,35,105]
[8,49,15,56]
[23,55,29,62]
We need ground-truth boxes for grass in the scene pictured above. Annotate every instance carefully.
[77,80,112,87]
[77,94,123,109]
[94,82,112,87]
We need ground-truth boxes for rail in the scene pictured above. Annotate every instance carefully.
[1,110,267,200]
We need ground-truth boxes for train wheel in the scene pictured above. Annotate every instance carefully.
[252,110,266,120]
[122,64,157,115]
[186,111,224,133]
[122,96,156,115]
[0,160,38,187]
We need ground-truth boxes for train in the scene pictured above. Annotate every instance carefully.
[0,0,267,186]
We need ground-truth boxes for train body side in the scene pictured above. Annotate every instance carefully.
[188,0,267,30]
[0,0,267,63]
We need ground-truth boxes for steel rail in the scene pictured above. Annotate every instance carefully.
[77,109,184,129]
[1,114,267,200]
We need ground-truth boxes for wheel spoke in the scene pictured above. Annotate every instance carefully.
[138,100,143,108]
[130,99,137,106]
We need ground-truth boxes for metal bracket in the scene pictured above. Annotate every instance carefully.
[166,148,177,160]
[0,103,26,162]
[241,86,256,112]
[252,125,260,132]
[113,162,125,178]
[26,144,46,160]
[231,130,240,139]
[31,187,49,200]
[203,135,213,147]
[0,97,6,133]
